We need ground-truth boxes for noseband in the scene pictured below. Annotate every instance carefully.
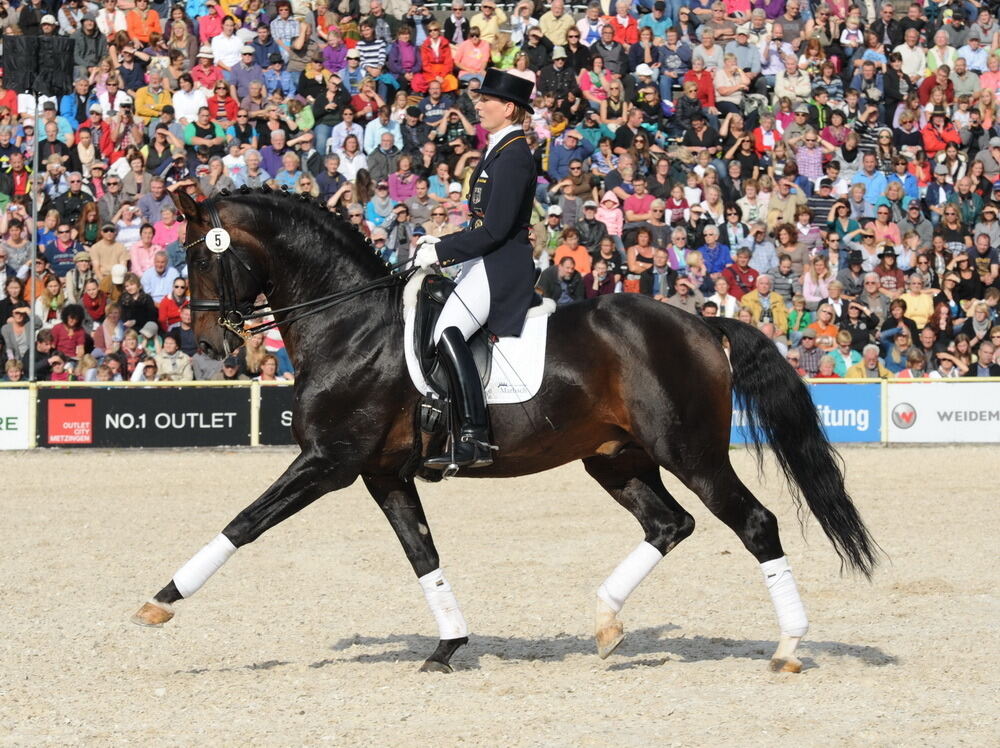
[184,200,269,349]
[183,195,414,354]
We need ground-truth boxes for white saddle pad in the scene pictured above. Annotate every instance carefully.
[403,270,554,405]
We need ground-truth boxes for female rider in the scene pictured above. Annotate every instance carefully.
[413,69,536,472]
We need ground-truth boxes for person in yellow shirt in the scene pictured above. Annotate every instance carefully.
[133,69,173,124]
[469,0,507,46]
[538,0,576,46]
[897,273,935,327]
[740,274,790,334]
[845,344,894,379]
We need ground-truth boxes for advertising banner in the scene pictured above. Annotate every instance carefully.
[0,388,31,450]
[36,386,252,448]
[731,382,882,444]
[887,381,1000,443]
[259,384,295,446]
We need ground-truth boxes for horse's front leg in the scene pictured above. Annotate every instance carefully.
[132,450,355,625]
[363,475,469,674]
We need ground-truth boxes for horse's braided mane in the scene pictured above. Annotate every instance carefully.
[208,185,392,278]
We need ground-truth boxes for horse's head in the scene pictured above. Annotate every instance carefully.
[173,190,269,357]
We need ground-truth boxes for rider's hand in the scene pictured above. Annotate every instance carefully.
[414,236,440,268]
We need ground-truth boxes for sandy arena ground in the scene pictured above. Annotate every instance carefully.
[1,446,998,746]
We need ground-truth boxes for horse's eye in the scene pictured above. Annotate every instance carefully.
[196,259,210,271]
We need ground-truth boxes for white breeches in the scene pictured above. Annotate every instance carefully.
[433,258,491,342]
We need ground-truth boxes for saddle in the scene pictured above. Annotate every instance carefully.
[413,273,494,398]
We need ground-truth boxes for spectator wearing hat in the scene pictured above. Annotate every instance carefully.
[70,15,108,79]
[64,251,97,305]
[532,205,564,267]
[972,138,1000,182]
[575,199,610,253]
[874,245,906,297]
[836,250,866,298]
[972,203,1000,248]
[794,328,823,377]
[548,129,596,186]
[538,47,576,102]
[229,47,266,102]
[922,108,961,159]
[191,44,225,92]
[924,164,956,225]
[211,355,250,381]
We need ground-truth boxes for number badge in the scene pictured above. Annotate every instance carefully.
[205,228,232,253]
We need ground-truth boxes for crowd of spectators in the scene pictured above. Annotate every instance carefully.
[1,0,999,384]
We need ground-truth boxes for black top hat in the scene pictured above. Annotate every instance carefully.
[477,69,534,114]
[878,246,897,258]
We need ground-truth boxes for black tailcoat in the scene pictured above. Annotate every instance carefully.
[435,129,537,337]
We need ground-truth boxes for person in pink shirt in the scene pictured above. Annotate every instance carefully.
[452,27,490,84]
[594,192,623,248]
[198,0,224,44]
[388,154,417,202]
[129,223,163,277]
[152,206,181,247]
[980,55,1000,97]
[623,176,655,224]
[191,48,225,91]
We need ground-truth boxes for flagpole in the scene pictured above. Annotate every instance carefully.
[28,91,40,381]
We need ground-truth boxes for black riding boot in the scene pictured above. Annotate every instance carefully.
[424,326,496,472]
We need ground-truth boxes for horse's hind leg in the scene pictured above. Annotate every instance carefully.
[676,457,808,673]
[584,451,696,659]
[132,450,351,626]
[364,476,468,674]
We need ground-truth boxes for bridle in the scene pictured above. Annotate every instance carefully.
[184,195,413,354]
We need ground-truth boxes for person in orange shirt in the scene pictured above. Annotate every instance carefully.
[125,0,162,45]
[414,21,458,93]
[604,0,638,46]
[806,303,840,351]
[553,226,592,275]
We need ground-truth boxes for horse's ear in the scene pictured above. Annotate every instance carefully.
[172,190,203,223]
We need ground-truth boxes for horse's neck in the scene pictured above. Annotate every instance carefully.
[266,260,401,358]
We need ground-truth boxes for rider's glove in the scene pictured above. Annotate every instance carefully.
[414,235,441,269]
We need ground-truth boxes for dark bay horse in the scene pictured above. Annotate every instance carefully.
[132,189,878,674]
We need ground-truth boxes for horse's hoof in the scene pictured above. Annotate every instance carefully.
[596,624,625,659]
[419,659,454,674]
[131,600,174,627]
[769,656,802,673]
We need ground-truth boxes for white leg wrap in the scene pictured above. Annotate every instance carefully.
[597,541,664,614]
[172,533,238,599]
[760,556,809,638]
[418,568,469,640]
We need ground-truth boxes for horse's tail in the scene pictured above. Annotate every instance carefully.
[704,317,879,579]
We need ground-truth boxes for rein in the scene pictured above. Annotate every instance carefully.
[185,195,414,349]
